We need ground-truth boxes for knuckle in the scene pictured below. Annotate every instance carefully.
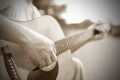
[38,60,46,68]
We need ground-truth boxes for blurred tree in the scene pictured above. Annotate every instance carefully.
[33,0,67,27]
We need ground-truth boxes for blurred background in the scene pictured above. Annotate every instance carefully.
[33,0,120,80]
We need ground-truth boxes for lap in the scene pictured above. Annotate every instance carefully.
[72,57,84,80]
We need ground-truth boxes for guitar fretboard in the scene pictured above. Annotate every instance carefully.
[55,29,94,55]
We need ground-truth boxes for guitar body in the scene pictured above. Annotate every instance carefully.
[0,15,76,80]
[27,62,59,80]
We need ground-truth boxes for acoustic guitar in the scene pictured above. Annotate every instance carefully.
[0,15,109,80]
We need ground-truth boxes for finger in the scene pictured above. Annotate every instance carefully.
[35,55,47,68]
[38,60,46,68]
[50,48,57,62]
[95,34,103,39]
[102,23,111,33]
[44,54,52,66]
[88,23,102,29]
[41,61,57,71]
[51,54,55,62]
[50,43,57,62]
[50,53,57,62]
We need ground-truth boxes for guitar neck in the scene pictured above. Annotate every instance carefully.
[55,29,94,55]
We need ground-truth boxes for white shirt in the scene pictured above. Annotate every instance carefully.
[0,0,41,21]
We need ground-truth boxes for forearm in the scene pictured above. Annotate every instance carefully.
[0,14,34,45]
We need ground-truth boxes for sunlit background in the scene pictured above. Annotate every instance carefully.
[55,0,120,25]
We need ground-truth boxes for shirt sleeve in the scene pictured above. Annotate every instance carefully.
[0,0,13,11]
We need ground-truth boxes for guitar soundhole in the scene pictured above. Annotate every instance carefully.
[27,62,59,80]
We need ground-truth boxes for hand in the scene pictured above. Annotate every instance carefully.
[88,22,111,40]
[21,31,57,71]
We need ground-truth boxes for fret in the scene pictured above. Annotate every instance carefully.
[61,40,65,52]
[66,38,71,48]
[75,34,80,45]
[57,41,61,54]
[55,40,60,54]
[55,29,94,55]
[68,36,72,48]
[71,36,75,46]
[79,32,84,43]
